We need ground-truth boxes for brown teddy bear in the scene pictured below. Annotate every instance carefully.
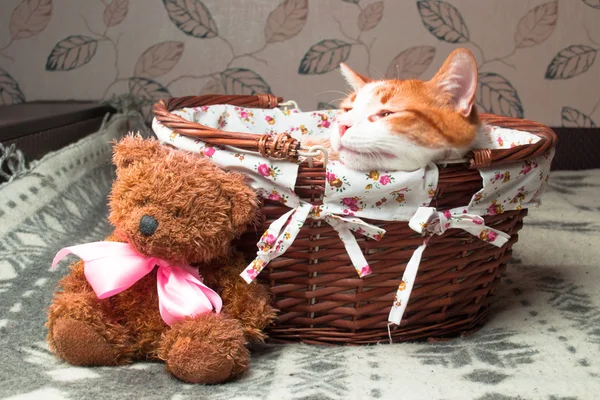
[46,135,277,384]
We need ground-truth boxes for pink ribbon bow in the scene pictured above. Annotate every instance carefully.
[51,241,222,326]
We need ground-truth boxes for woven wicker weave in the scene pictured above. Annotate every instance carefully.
[153,95,557,345]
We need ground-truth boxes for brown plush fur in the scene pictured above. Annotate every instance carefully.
[46,135,277,384]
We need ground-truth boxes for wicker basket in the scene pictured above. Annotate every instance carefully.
[153,94,557,345]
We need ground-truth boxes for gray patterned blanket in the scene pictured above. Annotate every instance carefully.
[1,116,599,400]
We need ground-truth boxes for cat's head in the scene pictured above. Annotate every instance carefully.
[332,48,483,171]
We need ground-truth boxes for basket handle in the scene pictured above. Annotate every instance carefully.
[466,114,558,169]
[153,94,303,161]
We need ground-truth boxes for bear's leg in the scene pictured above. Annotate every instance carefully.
[159,313,249,384]
[220,279,277,342]
[205,254,277,343]
[47,291,133,366]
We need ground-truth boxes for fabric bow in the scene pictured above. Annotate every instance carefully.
[240,202,386,283]
[51,241,222,326]
[387,207,511,326]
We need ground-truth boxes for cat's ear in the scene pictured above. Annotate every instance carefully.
[340,63,370,90]
[429,48,478,117]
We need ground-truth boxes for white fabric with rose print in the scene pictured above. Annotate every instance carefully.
[152,105,553,328]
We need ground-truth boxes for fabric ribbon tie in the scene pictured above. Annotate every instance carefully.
[387,207,511,326]
[240,202,386,283]
[51,241,222,326]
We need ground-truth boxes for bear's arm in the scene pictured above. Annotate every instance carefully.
[56,233,122,293]
[207,252,277,343]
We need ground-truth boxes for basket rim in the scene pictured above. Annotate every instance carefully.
[152,94,558,169]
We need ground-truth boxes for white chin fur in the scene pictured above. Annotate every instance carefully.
[338,146,445,172]
[332,123,446,172]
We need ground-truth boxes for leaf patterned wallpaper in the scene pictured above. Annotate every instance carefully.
[0,0,599,127]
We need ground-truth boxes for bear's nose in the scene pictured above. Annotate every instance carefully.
[139,215,158,236]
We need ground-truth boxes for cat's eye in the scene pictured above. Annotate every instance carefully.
[341,107,352,113]
[368,110,395,122]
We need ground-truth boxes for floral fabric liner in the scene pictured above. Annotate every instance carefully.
[152,105,553,328]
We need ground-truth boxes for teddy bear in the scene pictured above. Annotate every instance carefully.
[46,135,277,384]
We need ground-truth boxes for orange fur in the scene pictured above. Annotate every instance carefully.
[340,78,481,148]
[304,48,487,170]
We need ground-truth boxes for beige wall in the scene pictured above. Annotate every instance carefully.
[1,0,599,127]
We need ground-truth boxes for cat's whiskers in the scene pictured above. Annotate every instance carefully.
[315,90,352,100]
[365,151,379,170]
[370,67,386,81]
[319,98,346,109]
[361,145,388,171]
[373,152,385,170]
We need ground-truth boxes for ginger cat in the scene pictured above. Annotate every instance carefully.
[304,48,490,171]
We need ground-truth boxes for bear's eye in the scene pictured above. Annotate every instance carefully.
[173,208,182,218]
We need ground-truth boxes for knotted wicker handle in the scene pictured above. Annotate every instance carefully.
[152,95,557,167]
[153,94,301,161]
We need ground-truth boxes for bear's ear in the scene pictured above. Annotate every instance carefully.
[219,172,259,234]
[113,134,168,170]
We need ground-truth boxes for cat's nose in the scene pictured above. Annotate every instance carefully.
[339,124,350,137]
[139,215,158,236]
